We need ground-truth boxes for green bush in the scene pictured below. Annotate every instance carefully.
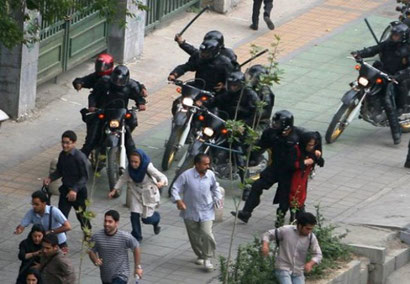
[220,206,351,283]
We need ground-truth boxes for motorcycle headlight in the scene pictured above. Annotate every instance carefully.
[203,127,214,137]
[182,97,194,107]
[109,120,120,128]
[358,77,369,87]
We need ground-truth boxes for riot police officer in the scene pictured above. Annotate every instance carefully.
[168,39,234,92]
[245,64,275,121]
[81,65,147,157]
[72,53,114,91]
[174,30,239,69]
[231,110,304,226]
[351,22,410,144]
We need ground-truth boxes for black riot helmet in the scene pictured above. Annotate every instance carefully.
[390,21,409,43]
[227,71,245,93]
[110,65,129,87]
[199,39,221,62]
[245,64,268,87]
[271,110,294,132]
[204,30,224,48]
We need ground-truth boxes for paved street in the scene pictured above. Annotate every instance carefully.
[2,0,410,283]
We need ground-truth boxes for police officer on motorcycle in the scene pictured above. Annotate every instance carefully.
[81,65,147,157]
[168,39,235,92]
[174,30,239,69]
[245,64,275,121]
[231,110,304,226]
[351,22,410,144]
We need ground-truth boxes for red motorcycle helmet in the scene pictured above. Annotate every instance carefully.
[95,53,114,76]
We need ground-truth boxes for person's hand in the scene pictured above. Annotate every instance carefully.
[304,261,315,273]
[213,82,224,92]
[138,104,146,111]
[14,225,24,235]
[315,150,322,158]
[66,190,77,202]
[156,181,165,188]
[74,83,82,91]
[43,177,51,186]
[141,88,148,97]
[174,33,184,44]
[261,242,269,257]
[350,51,361,60]
[195,100,203,106]
[168,74,177,81]
[88,107,96,112]
[135,267,143,279]
[94,258,103,266]
[304,158,314,166]
[108,189,118,199]
[176,200,187,211]
[32,262,41,270]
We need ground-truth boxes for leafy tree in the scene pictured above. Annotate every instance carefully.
[0,0,147,49]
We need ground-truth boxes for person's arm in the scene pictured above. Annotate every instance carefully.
[147,163,168,188]
[88,250,103,266]
[133,246,143,278]
[171,173,187,210]
[353,43,382,58]
[179,41,198,55]
[169,55,198,79]
[260,229,278,256]
[15,210,33,234]
[210,174,222,203]
[305,234,323,273]
[48,155,62,182]
[71,153,89,192]
[109,168,129,198]
[49,220,71,235]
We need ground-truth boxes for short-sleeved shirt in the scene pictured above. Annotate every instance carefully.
[20,205,68,244]
[91,229,139,283]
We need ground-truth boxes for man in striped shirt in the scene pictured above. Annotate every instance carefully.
[89,210,143,284]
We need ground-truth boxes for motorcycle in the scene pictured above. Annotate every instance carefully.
[325,58,410,144]
[168,106,268,196]
[161,79,213,171]
[89,104,137,189]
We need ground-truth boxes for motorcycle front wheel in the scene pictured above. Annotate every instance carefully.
[161,127,183,171]
[107,146,120,189]
[325,103,356,144]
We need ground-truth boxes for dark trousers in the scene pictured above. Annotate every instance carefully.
[130,211,160,241]
[384,82,402,141]
[243,168,291,217]
[58,186,91,231]
[252,0,273,25]
[102,276,128,284]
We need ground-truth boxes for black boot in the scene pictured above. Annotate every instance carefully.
[230,210,251,223]
[388,114,402,145]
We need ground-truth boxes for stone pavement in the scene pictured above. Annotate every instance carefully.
[3,0,410,283]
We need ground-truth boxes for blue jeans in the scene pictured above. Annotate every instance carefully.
[102,276,128,284]
[130,211,160,241]
[275,270,305,284]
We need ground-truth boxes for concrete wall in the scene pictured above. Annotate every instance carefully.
[202,0,242,14]
[108,0,147,64]
[0,10,39,119]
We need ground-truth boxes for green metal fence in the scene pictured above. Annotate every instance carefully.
[38,6,107,84]
[145,0,200,32]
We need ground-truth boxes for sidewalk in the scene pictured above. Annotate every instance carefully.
[2,0,406,283]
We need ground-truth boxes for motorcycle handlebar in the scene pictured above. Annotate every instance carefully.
[349,57,399,84]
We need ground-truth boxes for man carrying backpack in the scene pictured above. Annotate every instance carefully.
[261,212,322,284]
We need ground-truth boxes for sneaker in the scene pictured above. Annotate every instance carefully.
[204,259,214,272]
[249,24,258,30]
[264,16,275,30]
[230,210,250,223]
[153,225,161,235]
[195,258,204,265]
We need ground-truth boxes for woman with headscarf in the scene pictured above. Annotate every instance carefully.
[16,224,45,284]
[109,148,168,242]
[289,131,324,223]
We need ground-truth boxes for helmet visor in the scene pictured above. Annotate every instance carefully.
[96,61,112,73]
[111,74,128,87]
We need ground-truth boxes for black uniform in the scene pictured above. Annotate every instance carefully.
[355,40,410,143]
[49,148,91,231]
[178,41,239,70]
[256,85,275,121]
[170,52,234,92]
[241,126,304,219]
[72,72,101,90]
[81,76,146,156]
[251,0,273,28]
